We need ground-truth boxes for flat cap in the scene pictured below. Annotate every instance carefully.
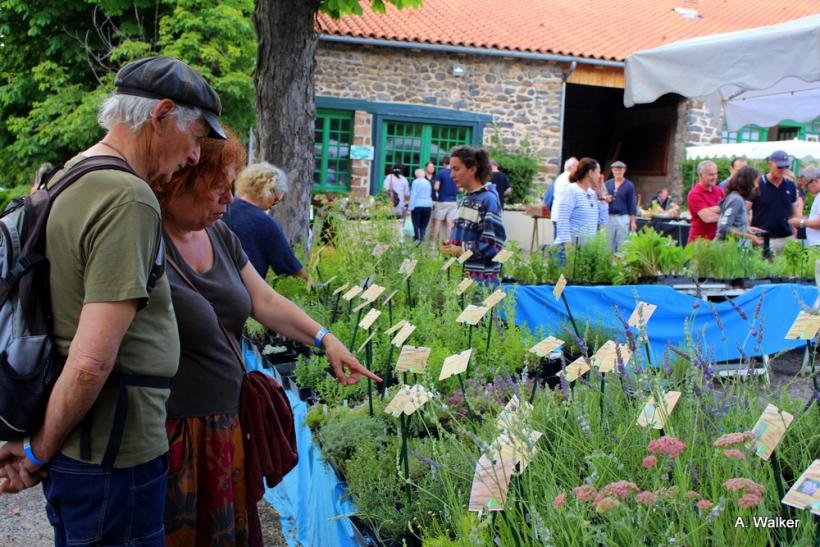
[115,56,225,140]
[802,167,820,181]
[611,160,626,168]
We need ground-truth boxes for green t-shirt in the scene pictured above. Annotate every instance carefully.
[46,155,180,468]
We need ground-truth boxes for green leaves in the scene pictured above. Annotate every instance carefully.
[319,0,423,20]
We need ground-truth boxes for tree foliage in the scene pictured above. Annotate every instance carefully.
[0,0,255,186]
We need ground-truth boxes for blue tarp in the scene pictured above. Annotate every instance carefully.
[243,344,359,547]
[508,283,818,362]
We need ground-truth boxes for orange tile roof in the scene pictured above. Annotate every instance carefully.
[317,1,820,61]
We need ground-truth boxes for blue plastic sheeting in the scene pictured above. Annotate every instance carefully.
[242,343,359,547]
[508,284,818,362]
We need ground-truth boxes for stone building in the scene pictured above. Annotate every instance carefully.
[311,1,818,204]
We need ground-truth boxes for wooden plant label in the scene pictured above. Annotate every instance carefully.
[441,256,457,271]
[482,289,506,309]
[553,274,567,300]
[385,319,407,335]
[785,311,820,340]
[492,249,513,264]
[357,332,376,354]
[398,258,417,277]
[384,384,432,417]
[636,391,682,429]
[373,243,390,257]
[455,278,474,295]
[352,300,370,313]
[391,322,416,347]
[748,404,794,460]
[360,284,386,303]
[628,302,657,328]
[495,395,533,431]
[359,308,382,330]
[341,285,363,301]
[528,336,565,358]
[382,289,398,306]
[457,305,489,326]
[591,340,632,373]
[395,345,432,374]
[557,356,591,383]
[457,249,474,264]
[332,282,350,296]
[439,349,473,380]
[781,460,820,515]
[468,454,515,512]
[493,429,544,475]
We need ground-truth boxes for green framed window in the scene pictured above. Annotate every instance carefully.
[378,121,471,189]
[314,109,353,192]
[722,124,767,143]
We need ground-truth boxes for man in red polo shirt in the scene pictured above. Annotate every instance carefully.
[687,160,724,242]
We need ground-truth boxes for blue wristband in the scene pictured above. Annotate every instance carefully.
[314,327,330,349]
[23,437,47,467]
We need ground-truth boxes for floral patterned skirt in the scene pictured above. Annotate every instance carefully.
[164,414,250,547]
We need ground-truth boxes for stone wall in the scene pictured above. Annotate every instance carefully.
[350,110,372,197]
[315,42,565,182]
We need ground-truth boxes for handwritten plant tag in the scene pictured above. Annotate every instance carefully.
[360,284,386,303]
[457,305,489,326]
[628,302,657,328]
[373,243,390,257]
[439,349,472,380]
[398,258,417,278]
[495,395,533,431]
[591,340,632,373]
[468,454,515,512]
[457,249,474,265]
[332,282,350,296]
[384,384,432,417]
[441,257,457,272]
[483,290,506,309]
[456,278,474,295]
[391,322,416,347]
[557,356,591,383]
[785,311,820,340]
[382,289,398,306]
[359,308,382,330]
[748,404,794,460]
[493,430,544,475]
[781,460,820,516]
[341,285,363,301]
[636,391,682,429]
[492,249,513,264]
[385,319,407,335]
[528,336,565,358]
[395,345,431,374]
[352,300,370,313]
[357,332,376,353]
[553,274,568,300]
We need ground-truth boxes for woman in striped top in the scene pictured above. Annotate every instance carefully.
[554,157,608,246]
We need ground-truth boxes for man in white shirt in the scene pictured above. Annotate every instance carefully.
[788,167,820,246]
[550,157,578,235]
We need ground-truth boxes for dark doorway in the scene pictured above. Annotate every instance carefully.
[562,84,679,198]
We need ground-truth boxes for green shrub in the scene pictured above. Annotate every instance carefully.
[317,409,389,469]
[488,132,540,205]
[0,185,30,211]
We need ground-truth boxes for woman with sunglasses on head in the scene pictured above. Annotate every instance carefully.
[554,157,608,248]
[224,162,308,280]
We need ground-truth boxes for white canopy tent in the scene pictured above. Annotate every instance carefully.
[624,14,820,131]
[686,139,820,161]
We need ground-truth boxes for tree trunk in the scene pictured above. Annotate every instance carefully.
[253,0,321,246]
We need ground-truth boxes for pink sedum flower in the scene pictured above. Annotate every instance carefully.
[642,455,658,469]
[685,490,701,499]
[696,499,713,511]
[573,484,598,502]
[723,478,764,496]
[647,436,687,458]
[598,481,640,501]
[636,491,657,506]
[552,492,566,509]
[738,492,763,508]
[713,431,755,447]
[722,449,746,461]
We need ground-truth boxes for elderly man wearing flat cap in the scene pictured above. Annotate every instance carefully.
[0,56,224,544]
[751,149,801,253]
[603,160,637,252]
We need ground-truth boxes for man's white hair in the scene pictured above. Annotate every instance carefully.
[98,94,202,134]
[697,160,717,175]
[564,157,579,171]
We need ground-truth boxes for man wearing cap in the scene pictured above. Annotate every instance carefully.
[751,150,801,252]
[788,168,820,246]
[687,160,724,243]
[0,56,223,544]
[603,160,637,252]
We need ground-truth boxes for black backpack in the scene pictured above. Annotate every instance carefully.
[0,156,161,451]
